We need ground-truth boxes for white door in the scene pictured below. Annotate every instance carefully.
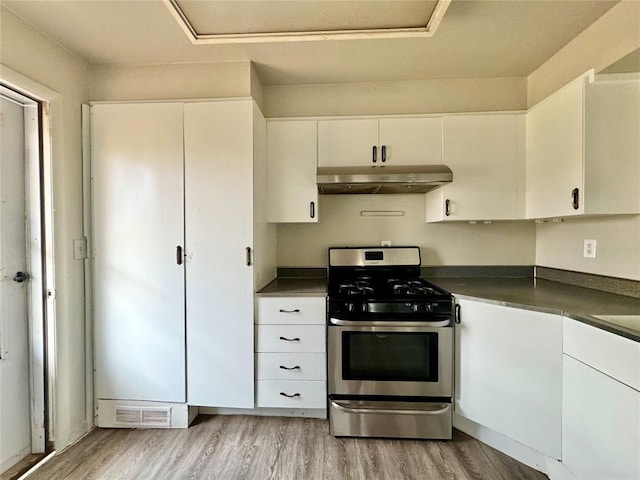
[0,97,31,472]
[378,117,442,165]
[317,119,379,167]
[266,120,318,223]
[92,103,186,403]
[184,100,255,408]
[427,114,525,221]
[525,75,585,218]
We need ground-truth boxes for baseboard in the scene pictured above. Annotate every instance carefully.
[198,406,327,419]
[453,414,575,480]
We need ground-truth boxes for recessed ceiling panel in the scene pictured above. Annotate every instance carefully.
[176,0,438,35]
[168,0,449,43]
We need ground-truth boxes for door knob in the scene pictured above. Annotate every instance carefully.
[13,271,28,283]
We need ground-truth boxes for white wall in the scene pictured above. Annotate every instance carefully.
[90,61,253,101]
[536,216,640,280]
[264,77,526,118]
[278,195,536,267]
[0,6,91,449]
[528,0,640,281]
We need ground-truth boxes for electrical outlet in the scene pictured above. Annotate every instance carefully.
[583,239,597,259]
[381,240,392,247]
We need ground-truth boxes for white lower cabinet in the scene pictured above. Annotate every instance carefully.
[562,318,640,479]
[455,298,562,459]
[255,296,326,412]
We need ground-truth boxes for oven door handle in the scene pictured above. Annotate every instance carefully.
[331,400,451,416]
[328,318,452,328]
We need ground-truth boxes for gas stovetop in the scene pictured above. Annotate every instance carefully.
[327,246,453,319]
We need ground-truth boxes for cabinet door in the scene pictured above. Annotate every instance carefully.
[267,121,318,223]
[378,117,442,166]
[563,355,640,479]
[184,101,254,408]
[526,75,585,218]
[318,119,378,167]
[455,299,562,459]
[426,115,524,222]
[92,103,186,403]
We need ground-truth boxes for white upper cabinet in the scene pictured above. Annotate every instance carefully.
[317,117,442,167]
[266,120,318,223]
[318,119,378,167]
[526,71,640,219]
[425,114,525,222]
[378,117,443,166]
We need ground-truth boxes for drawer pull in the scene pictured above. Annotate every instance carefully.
[279,336,301,342]
[280,392,301,398]
[279,365,301,370]
[279,309,300,313]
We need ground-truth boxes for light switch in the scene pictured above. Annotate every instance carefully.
[73,238,88,259]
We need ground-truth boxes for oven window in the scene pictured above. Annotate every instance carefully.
[342,332,438,382]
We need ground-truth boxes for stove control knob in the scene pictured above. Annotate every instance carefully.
[426,303,434,313]
[411,303,420,313]
[347,303,355,313]
[361,303,369,313]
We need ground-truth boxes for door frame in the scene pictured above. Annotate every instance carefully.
[1,66,58,456]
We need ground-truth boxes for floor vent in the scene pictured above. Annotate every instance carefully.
[114,406,171,428]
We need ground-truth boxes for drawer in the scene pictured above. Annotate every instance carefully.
[563,317,640,391]
[256,325,325,353]
[256,380,326,409]
[256,353,326,380]
[257,297,326,325]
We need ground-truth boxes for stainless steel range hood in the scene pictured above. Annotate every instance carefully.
[317,165,453,194]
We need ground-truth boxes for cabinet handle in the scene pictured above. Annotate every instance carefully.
[279,336,301,342]
[279,309,300,313]
[310,201,315,219]
[455,304,461,324]
[279,365,301,371]
[372,145,377,163]
[571,188,580,210]
[246,247,252,266]
[445,199,451,217]
[176,246,183,265]
[381,145,386,163]
[280,392,301,398]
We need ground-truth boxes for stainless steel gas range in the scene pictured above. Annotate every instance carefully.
[327,246,454,440]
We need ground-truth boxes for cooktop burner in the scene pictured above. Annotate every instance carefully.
[327,247,453,319]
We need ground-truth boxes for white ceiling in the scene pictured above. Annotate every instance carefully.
[2,0,621,86]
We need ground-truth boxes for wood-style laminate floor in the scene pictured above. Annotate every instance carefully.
[27,415,549,480]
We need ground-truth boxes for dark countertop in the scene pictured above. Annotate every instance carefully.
[425,277,640,343]
[255,274,640,342]
[256,277,327,297]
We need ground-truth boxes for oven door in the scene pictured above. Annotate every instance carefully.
[328,319,452,397]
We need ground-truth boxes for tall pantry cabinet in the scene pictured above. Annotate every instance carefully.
[92,99,275,427]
